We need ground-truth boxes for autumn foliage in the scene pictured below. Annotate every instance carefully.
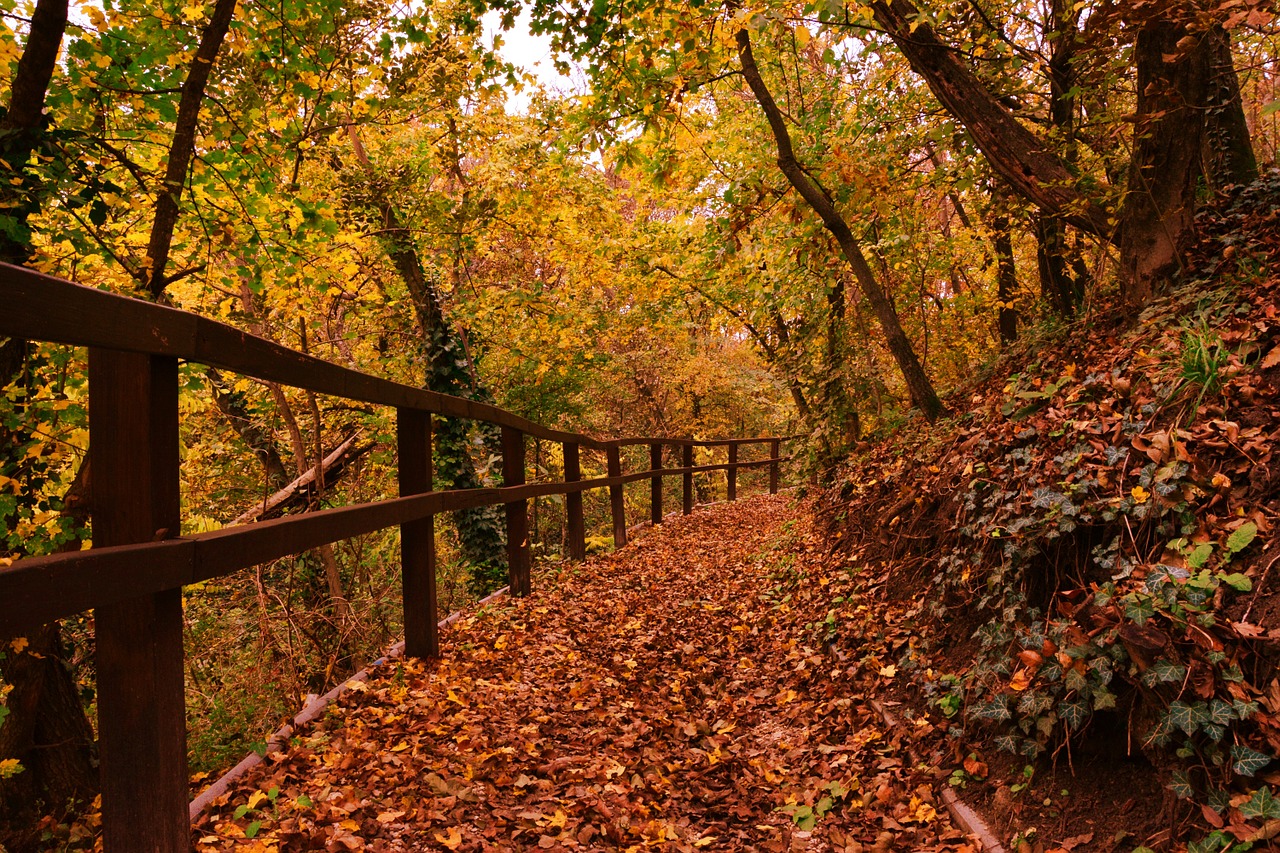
[823,179,1280,848]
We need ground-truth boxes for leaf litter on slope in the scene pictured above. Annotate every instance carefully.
[192,495,979,852]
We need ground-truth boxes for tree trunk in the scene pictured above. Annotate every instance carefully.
[824,276,860,446]
[344,129,507,586]
[868,0,1112,237]
[0,0,67,267]
[0,623,97,847]
[1034,215,1085,318]
[207,367,291,491]
[1031,0,1092,319]
[990,216,1019,345]
[1201,25,1258,193]
[0,0,68,382]
[142,0,238,297]
[735,27,945,422]
[0,2,99,837]
[1118,19,1210,305]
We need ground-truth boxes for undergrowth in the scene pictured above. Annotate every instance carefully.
[822,177,1280,850]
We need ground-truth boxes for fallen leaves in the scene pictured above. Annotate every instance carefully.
[192,497,973,852]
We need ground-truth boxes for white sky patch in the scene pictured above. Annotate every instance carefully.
[483,8,586,114]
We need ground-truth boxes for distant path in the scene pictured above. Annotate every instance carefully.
[193,495,965,852]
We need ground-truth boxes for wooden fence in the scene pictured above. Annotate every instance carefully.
[0,263,790,851]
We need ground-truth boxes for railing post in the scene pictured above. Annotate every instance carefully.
[727,442,738,501]
[682,444,694,515]
[769,438,781,494]
[90,350,188,852]
[650,442,663,525]
[564,441,586,561]
[397,409,437,658]
[607,443,627,549]
[502,427,531,596]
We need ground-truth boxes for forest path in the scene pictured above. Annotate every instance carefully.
[192,495,973,852]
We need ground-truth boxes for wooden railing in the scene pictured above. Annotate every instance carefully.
[0,263,791,852]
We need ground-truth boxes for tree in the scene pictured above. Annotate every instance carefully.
[2,0,241,836]
[733,25,944,422]
[863,0,1257,304]
[0,0,97,836]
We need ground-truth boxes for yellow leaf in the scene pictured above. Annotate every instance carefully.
[340,819,360,832]
[1009,668,1033,691]
[879,664,896,678]
[435,827,463,850]
[1131,486,1150,504]
[376,810,405,823]
[0,758,22,777]
[10,637,28,653]
[909,796,938,823]
[246,790,267,810]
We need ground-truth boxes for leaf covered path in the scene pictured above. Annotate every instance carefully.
[193,496,974,852]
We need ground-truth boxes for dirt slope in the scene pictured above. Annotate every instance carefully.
[821,178,1280,852]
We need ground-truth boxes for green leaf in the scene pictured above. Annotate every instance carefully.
[1234,700,1260,720]
[994,734,1019,754]
[1187,543,1214,568]
[1124,594,1155,625]
[1232,744,1273,777]
[1227,522,1258,555]
[1221,572,1252,592]
[1263,100,1280,117]
[1240,786,1280,820]
[1146,659,1187,686]
[233,805,250,819]
[971,697,1011,722]
[1167,700,1205,735]
[1058,697,1089,731]
[245,821,262,839]
[1207,787,1231,813]
[1168,770,1193,800]
[1188,834,1230,853]
[791,805,815,830]
[295,795,313,808]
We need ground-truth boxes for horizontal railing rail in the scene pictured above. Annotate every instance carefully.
[0,262,795,852]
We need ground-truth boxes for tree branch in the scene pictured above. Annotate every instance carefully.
[143,0,238,298]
